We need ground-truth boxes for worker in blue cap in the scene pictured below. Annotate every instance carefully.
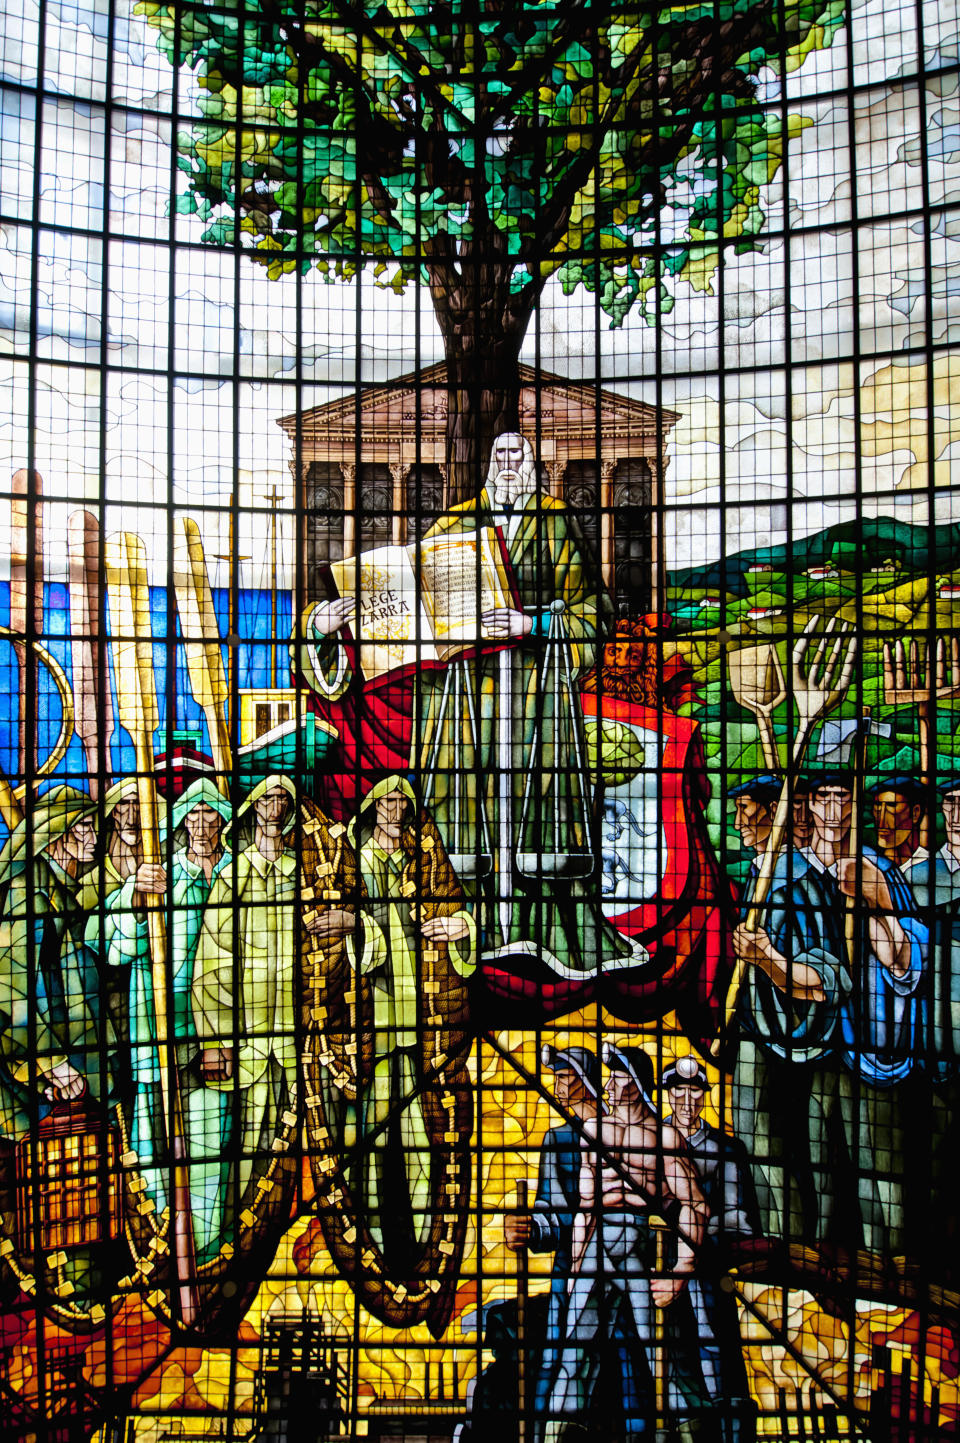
[729,769,850,1247]
[728,774,782,861]
[544,1043,710,1439]
[662,1056,759,1441]
[900,776,960,1263]
[504,1044,606,1434]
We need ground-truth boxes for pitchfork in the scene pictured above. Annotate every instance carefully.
[728,642,787,772]
[882,634,960,781]
[711,617,858,1057]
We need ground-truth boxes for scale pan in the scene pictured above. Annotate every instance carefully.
[516,852,595,879]
[449,852,493,879]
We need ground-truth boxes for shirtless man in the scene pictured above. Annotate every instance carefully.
[545,1044,710,1439]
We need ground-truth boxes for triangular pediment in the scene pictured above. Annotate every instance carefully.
[278,362,678,462]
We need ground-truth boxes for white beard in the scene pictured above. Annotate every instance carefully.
[491,468,532,507]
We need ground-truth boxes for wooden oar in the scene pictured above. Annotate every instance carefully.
[711,618,857,1060]
[173,516,232,788]
[106,530,198,1327]
[650,1213,670,1441]
[68,509,114,798]
[9,468,44,782]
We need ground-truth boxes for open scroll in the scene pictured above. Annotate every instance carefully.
[328,528,515,682]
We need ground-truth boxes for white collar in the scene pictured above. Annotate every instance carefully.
[901,844,930,874]
[939,844,960,874]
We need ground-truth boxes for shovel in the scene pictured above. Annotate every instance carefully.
[728,643,786,772]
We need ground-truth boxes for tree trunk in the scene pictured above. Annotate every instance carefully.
[428,253,542,506]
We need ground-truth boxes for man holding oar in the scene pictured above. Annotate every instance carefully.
[0,786,107,1136]
[90,777,233,1259]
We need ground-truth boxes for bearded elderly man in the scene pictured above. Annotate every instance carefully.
[303,432,630,980]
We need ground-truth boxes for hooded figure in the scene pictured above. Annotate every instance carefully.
[192,774,363,1245]
[88,776,233,1257]
[193,775,301,1212]
[80,779,168,1058]
[344,774,476,1266]
[0,786,106,1137]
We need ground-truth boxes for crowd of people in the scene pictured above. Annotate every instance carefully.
[465,1045,758,1442]
[0,769,477,1287]
[727,770,956,1261]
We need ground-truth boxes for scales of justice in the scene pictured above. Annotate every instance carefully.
[300,430,630,977]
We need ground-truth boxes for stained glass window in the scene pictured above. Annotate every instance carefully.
[2,0,959,1439]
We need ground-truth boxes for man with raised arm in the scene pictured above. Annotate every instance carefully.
[545,1044,710,1440]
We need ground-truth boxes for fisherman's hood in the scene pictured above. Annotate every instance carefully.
[225,773,298,841]
[0,784,97,889]
[347,774,417,848]
[101,777,168,826]
[168,776,233,834]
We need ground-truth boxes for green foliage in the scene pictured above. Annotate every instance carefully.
[137,0,844,326]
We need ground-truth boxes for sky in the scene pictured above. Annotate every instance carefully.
[1,0,958,582]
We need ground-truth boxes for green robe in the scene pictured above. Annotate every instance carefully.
[353,827,475,1259]
[89,845,232,1256]
[417,491,629,973]
[301,492,630,974]
[193,776,300,1211]
[0,789,106,1139]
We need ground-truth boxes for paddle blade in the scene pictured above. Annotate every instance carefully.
[173,515,228,710]
[105,531,159,742]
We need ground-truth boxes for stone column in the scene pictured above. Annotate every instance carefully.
[650,454,666,614]
[340,462,357,558]
[543,460,566,498]
[389,462,408,545]
[600,457,618,592]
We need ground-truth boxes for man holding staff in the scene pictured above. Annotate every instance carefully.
[729,774,849,1245]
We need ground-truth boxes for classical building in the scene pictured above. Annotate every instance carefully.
[277,363,678,612]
